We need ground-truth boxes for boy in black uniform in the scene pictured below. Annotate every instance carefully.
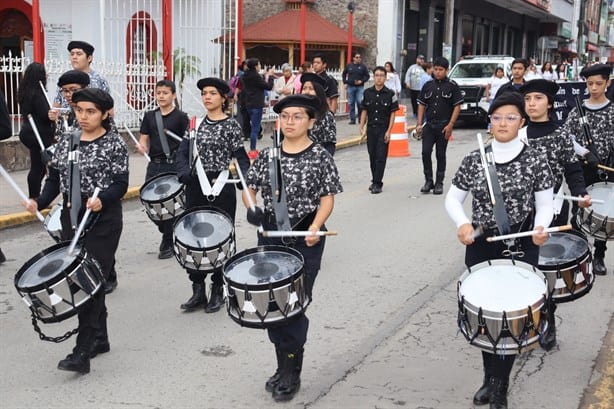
[494,58,528,98]
[562,63,614,275]
[359,66,399,194]
[138,80,189,259]
[244,94,342,402]
[416,57,463,195]
[313,54,340,113]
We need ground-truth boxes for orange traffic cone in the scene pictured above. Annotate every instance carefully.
[388,104,410,157]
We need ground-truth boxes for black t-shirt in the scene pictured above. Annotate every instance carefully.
[140,108,189,158]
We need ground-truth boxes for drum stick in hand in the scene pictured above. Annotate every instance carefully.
[164,129,184,142]
[598,164,614,172]
[486,224,572,242]
[262,230,338,238]
[68,187,101,256]
[558,195,604,204]
[124,124,150,162]
[39,81,52,108]
[0,164,45,222]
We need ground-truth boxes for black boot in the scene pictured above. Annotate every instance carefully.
[489,378,509,409]
[593,256,607,275]
[158,237,174,259]
[90,313,110,358]
[272,349,303,402]
[433,172,445,195]
[540,302,557,351]
[58,349,90,374]
[204,283,224,313]
[473,376,494,405]
[265,346,283,392]
[180,283,206,311]
[420,179,434,193]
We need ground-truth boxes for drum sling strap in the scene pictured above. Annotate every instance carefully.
[484,145,514,248]
[154,110,172,160]
[67,130,81,229]
[269,147,292,233]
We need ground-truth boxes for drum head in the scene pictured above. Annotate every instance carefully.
[539,232,588,266]
[224,246,303,286]
[459,262,546,313]
[174,208,233,249]
[16,244,82,289]
[587,183,614,217]
[140,173,182,202]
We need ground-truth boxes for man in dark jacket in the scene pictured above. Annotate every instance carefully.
[342,52,370,124]
[240,58,274,159]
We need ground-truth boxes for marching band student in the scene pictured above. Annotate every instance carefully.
[519,79,589,351]
[300,72,337,156]
[137,80,189,259]
[561,63,614,275]
[494,58,528,98]
[24,88,128,374]
[175,77,250,313]
[243,94,342,402]
[445,92,553,409]
[49,70,90,137]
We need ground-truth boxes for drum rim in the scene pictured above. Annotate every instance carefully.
[538,229,591,271]
[223,245,305,290]
[14,242,87,291]
[140,172,184,204]
[173,206,235,251]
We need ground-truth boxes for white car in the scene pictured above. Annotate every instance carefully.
[448,55,515,126]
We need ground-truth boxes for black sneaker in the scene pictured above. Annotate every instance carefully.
[371,185,382,194]
[104,279,118,294]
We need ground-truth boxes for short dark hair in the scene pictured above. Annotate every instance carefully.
[373,66,386,75]
[512,58,529,69]
[156,79,176,93]
[313,54,327,65]
[353,52,361,58]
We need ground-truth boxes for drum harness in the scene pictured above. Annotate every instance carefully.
[154,109,173,162]
[67,130,82,230]
[269,125,293,244]
[575,95,611,182]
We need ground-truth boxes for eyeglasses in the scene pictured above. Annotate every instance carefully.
[280,113,307,122]
[61,87,83,94]
[490,114,522,124]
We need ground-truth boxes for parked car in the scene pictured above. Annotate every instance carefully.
[448,55,515,127]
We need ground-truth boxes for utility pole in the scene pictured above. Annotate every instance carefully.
[443,0,454,61]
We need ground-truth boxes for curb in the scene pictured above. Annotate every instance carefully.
[0,126,415,230]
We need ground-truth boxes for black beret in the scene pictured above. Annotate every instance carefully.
[580,64,612,79]
[67,41,95,55]
[72,88,114,111]
[519,79,560,97]
[300,72,327,89]
[488,91,524,116]
[433,57,449,69]
[196,77,230,95]
[273,94,321,115]
[57,70,90,87]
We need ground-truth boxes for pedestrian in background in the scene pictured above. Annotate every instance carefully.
[17,62,55,199]
[541,61,556,81]
[313,54,339,114]
[418,62,433,91]
[404,54,426,118]
[294,61,312,95]
[274,63,295,100]
[360,66,399,194]
[417,57,463,195]
[240,58,274,159]
[485,67,507,103]
[342,52,370,124]
[384,61,402,98]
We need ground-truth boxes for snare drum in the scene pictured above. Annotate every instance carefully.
[44,204,63,243]
[14,242,103,323]
[457,259,547,355]
[539,231,593,303]
[140,172,186,224]
[223,245,309,329]
[576,182,614,241]
[173,207,235,272]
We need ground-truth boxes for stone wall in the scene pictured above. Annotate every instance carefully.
[241,0,379,68]
[0,138,30,172]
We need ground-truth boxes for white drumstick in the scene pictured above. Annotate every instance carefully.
[27,114,47,152]
[68,187,101,256]
[0,164,45,222]
[234,158,255,210]
[164,129,184,142]
[477,133,496,205]
[262,230,337,238]
[486,224,572,242]
[39,81,52,108]
[124,124,150,162]
[558,195,604,204]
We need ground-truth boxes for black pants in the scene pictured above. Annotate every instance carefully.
[20,130,53,198]
[465,228,540,383]
[258,217,325,352]
[185,177,237,286]
[367,125,389,188]
[421,123,448,179]
[145,161,178,245]
[410,89,420,116]
[60,200,123,350]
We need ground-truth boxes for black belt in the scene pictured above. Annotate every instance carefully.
[151,157,175,164]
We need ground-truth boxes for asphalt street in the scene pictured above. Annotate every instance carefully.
[0,125,612,409]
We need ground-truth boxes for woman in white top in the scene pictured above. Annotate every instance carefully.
[541,61,556,81]
[384,61,402,97]
[274,63,296,100]
[485,67,508,103]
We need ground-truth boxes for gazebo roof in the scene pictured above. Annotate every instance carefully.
[239,9,367,47]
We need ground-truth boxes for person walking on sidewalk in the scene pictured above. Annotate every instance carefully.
[342,52,370,125]
[313,54,339,114]
[240,58,274,159]
[175,77,250,313]
[404,54,425,117]
[137,80,189,259]
[384,61,402,98]
[417,57,463,195]
[360,66,399,194]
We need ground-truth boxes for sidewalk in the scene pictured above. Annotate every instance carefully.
[0,112,417,229]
